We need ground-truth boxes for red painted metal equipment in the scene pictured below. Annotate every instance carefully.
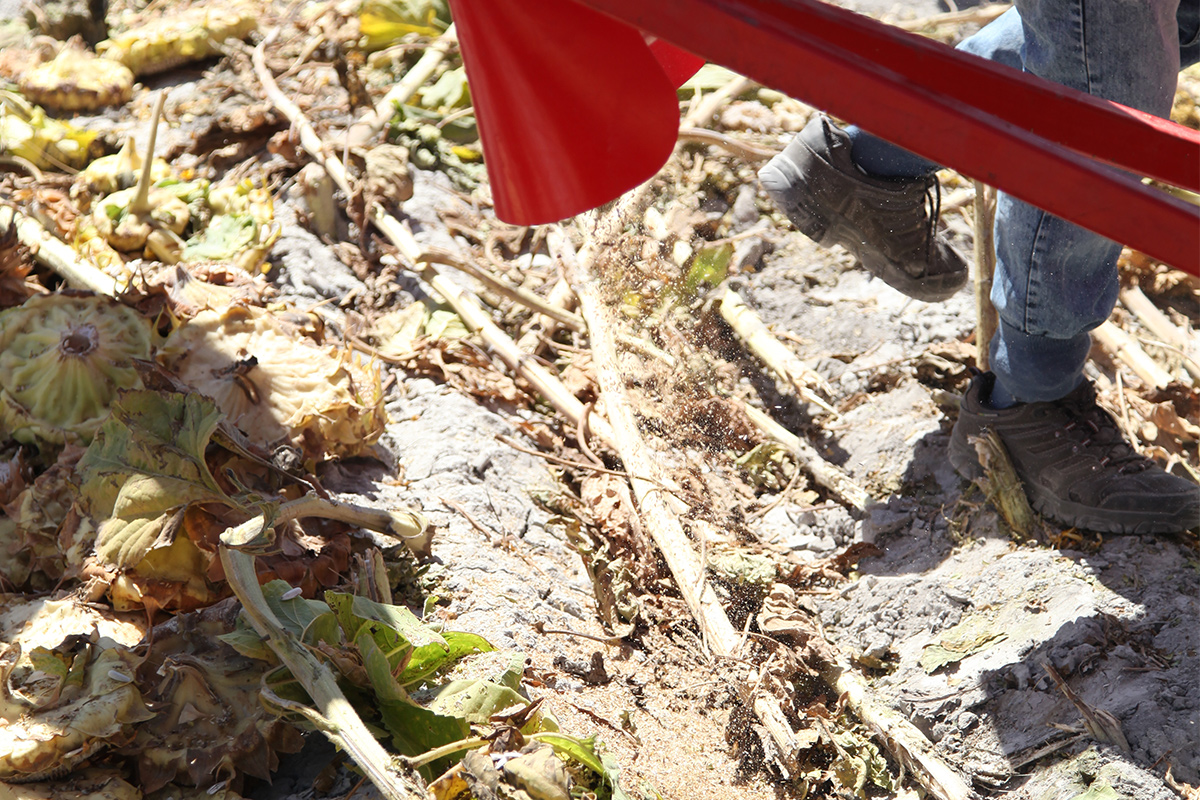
[449,0,1200,276]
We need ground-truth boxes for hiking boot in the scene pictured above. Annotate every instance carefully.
[949,372,1200,534]
[758,116,968,302]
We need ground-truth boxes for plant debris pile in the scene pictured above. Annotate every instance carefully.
[1,1,1198,799]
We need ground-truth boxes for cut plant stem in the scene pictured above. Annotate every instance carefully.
[346,24,458,148]
[417,245,585,331]
[220,545,427,800]
[720,288,835,413]
[969,428,1038,540]
[1093,319,1172,389]
[1119,285,1200,382]
[0,205,120,296]
[576,273,805,779]
[740,402,871,512]
[972,181,997,371]
[129,91,166,218]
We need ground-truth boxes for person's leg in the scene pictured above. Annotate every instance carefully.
[948,0,1198,533]
[989,0,1181,403]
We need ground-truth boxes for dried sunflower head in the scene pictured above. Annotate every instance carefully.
[0,294,152,446]
[0,599,150,783]
[97,3,258,76]
[18,45,134,112]
[126,602,302,792]
[158,304,386,463]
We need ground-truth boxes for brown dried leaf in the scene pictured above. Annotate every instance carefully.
[159,305,387,463]
[128,602,303,792]
[0,223,42,308]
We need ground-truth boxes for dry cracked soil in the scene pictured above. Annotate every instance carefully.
[1,1,1198,799]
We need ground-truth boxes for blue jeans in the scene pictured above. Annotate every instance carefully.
[846,0,1200,402]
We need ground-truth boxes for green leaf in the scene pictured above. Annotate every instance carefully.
[424,308,470,340]
[678,64,742,98]
[680,242,732,299]
[359,632,407,702]
[217,624,275,662]
[399,631,493,687]
[183,213,257,261]
[327,592,446,666]
[378,698,468,777]
[427,678,527,724]
[533,733,631,800]
[28,646,70,684]
[358,0,449,49]
[262,580,335,642]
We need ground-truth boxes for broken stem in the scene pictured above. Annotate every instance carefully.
[402,737,488,770]
[417,246,585,331]
[219,545,426,800]
[576,276,805,778]
[1119,285,1200,382]
[740,402,871,512]
[130,91,167,217]
[0,205,120,296]
[346,25,458,148]
[972,181,997,371]
[1093,319,1172,390]
[720,288,836,412]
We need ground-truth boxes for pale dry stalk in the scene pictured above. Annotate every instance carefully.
[895,3,1011,31]
[720,288,836,413]
[1119,284,1200,382]
[1093,320,1172,389]
[0,205,120,296]
[576,277,805,778]
[972,181,997,371]
[345,25,458,148]
[740,403,871,512]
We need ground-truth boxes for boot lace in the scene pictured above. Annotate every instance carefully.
[1055,396,1149,474]
[919,175,942,264]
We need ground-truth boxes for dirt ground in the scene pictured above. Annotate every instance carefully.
[1,1,1198,800]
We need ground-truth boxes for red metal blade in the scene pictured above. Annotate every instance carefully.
[574,0,1200,275]
[448,0,682,224]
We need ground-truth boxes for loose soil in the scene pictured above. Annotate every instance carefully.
[1,2,1197,800]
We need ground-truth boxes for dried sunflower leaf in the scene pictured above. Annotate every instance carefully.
[76,390,230,569]
[158,305,387,463]
[129,603,302,792]
[78,390,227,515]
[919,613,1009,674]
